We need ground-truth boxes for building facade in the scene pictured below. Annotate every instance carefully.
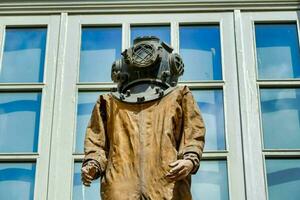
[0,0,299,200]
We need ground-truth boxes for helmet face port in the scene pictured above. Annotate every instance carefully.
[131,43,158,68]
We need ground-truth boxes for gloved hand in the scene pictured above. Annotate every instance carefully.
[81,160,101,187]
[166,159,194,182]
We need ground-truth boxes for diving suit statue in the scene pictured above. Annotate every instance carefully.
[81,36,206,200]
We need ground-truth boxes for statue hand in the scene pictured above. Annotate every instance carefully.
[81,161,100,187]
[166,159,194,182]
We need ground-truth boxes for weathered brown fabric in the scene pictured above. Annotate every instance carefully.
[83,85,206,200]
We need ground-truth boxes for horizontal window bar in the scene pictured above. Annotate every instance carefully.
[257,80,300,88]
[264,151,300,158]
[264,149,300,153]
[0,154,39,161]
[179,81,224,89]
[76,82,224,91]
[0,83,44,91]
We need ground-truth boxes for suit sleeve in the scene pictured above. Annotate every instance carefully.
[82,95,109,176]
[179,86,206,174]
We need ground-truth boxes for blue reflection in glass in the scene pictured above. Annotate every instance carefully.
[266,159,300,200]
[0,28,47,83]
[255,24,300,79]
[75,92,106,153]
[73,163,100,200]
[192,160,228,200]
[192,90,225,150]
[260,89,300,149]
[0,93,41,152]
[0,163,36,200]
[180,25,222,80]
[131,26,170,45]
[80,27,122,82]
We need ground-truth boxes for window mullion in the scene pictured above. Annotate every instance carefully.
[122,22,130,51]
[47,13,76,200]
[34,15,61,200]
[171,21,179,53]
[222,12,246,200]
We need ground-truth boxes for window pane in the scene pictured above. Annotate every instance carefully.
[180,25,222,80]
[75,92,105,153]
[80,27,122,82]
[255,24,300,79]
[192,160,228,200]
[131,26,170,45]
[73,163,100,200]
[260,89,300,149]
[0,28,47,83]
[0,163,36,200]
[192,90,225,150]
[266,159,300,200]
[0,93,41,152]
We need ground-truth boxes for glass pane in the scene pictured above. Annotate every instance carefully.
[80,27,122,82]
[73,163,100,200]
[255,24,300,79]
[192,90,225,150]
[180,25,222,80]
[0,93,41,152]
[0,163,36,200]
[266,159,300,200]
[260,89,300,149]
[75,92,105,153]
[131,26,170,45]
[192,160,228,200]
[0,28,47,83]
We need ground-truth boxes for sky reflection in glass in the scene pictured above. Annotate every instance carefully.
[0,93,41,152]
[266,159,300,200]
[0,163,36,200]
[192,160,228,200]
[255,24,300,79]
[260,89,300,149]
[0,28,47,83]
[131,26,170,45]
[73,163,100,200]
[180,25,222,81]
[192,90,225,150]
[75,92,105,153]
[80,27,122,82]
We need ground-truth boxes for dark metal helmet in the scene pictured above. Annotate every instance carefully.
[111,36,184,103]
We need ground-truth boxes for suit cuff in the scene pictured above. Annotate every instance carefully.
[183,152,200,174]
[82,159,102,179]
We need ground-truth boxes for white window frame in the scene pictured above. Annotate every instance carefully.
[49,12,246,200]
[235,10,300,200]
[0,15,60,200]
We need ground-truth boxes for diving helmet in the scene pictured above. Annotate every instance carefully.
[111,36,184,103]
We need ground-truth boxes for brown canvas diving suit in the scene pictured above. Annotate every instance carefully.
[82,85,206,200]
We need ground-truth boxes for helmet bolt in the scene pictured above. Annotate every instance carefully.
[155,87,160,94]
[126,90,131,97]
[159,90,164,97]
[137,96,145,102]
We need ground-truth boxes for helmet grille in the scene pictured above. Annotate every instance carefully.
[132,43,156,67]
